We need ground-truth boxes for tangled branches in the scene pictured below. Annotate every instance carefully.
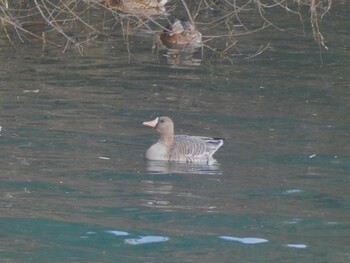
[0,0,333,55]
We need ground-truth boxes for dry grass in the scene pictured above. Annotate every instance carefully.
[0,0,332,56]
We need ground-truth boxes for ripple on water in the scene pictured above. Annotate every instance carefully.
[285,244,307,249]
[106,230,130,236]
[283,218,303,224]
[219,236,269,244]
[145,160,222,175]
[282,189,303,195]
[124,236,170,245]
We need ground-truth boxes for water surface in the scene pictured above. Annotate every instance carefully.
[1,2,349,262]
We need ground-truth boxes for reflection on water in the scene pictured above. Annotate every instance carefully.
[124,235,170,245]
[105,230,130,236]
[146,160,222,175]
[219,236,269,244]
[162,48,202,66]
[286,244,308,249]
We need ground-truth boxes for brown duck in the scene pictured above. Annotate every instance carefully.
[160,19,202,48]
[104,0,168,14]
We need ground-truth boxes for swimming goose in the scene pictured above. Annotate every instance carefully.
[143,116,223,163]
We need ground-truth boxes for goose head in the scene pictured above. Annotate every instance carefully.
[143,116,174,138]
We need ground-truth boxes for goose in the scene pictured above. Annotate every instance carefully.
[143,116,223,163]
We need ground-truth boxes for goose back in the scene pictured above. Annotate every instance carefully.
[169,135,223,163]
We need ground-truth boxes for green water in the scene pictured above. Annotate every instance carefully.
[1,2,350,262]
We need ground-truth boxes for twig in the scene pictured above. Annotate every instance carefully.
[245,43,270,59]
[180,0,195,27]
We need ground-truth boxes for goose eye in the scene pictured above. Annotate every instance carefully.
[159,119,165,123]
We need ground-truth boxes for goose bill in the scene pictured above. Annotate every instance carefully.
[143,117,159,128]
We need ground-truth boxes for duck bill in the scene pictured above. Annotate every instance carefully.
[143,117,159,128]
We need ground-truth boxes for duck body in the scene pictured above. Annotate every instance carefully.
[160,19,202,48]
[143,117,223,163]
[105,0,168,14]
[121,0,167,9]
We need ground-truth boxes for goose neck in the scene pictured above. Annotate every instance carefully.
[159,132,174,147]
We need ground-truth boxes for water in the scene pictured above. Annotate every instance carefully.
[1,1,350,262]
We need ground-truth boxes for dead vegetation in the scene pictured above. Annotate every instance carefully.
[0,0,333,56]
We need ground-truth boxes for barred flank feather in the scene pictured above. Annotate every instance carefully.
[169,136,223,163]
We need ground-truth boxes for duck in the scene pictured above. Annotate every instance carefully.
[160,19,202,48]
[143,116,223,163]
[104,0,168,14]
